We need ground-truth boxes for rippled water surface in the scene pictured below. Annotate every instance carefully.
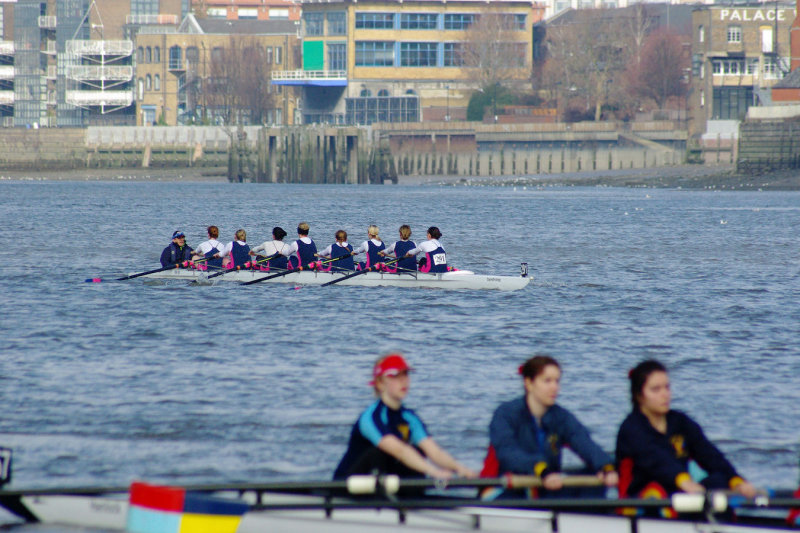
[1,181,798,511]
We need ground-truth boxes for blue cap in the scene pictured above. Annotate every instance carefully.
[172,231,185,239]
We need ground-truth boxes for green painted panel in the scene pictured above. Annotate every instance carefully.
[303,41,324,71]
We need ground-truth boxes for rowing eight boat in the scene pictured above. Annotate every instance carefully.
[139,268,531,291]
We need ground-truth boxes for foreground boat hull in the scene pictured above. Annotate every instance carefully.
[141,268,531,291]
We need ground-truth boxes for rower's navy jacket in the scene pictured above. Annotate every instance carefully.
[160,242,193,267]
[616,409,743,496]
[333,399,428,479]
[490,397,612,477]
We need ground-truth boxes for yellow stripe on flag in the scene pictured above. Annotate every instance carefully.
[179,513,242,533]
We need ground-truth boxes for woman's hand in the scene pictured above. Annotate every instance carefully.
[735,480,758,499]
[542,472,563,491]
[678,478,706,494]
[455,466,479,479]
[599,470,619,487]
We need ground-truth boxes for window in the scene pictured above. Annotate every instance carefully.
[328,43,346,71]
[712,86,752,120]
[145,46,152,63]
[207,7,226,18]
[355,13,394,29]
[400,42,437,67]
[137,47,144,63]
[186,46,198,68]
[146,74,152,90]
[763,58,778,79]
[377,89,390,97]
[154,46,160,63]
[498,42,526,67]
[154,74,160,91]
[443,43,463,66]
[275,46,282,65]
[700,91,704,108]
[305,12,324,36]
[761,27,773,53]
[266,47,273,64]
[238,7,257,19]
[513,14,526,30]
[698,25,704,43]
[360,88,372,97]
[444,14,475,30]
[138,78,143,100]
[169,45,182,69]
[270,8,289,19]
[355,41,394,66]
[400,13,437,30]
[712,59,747,76]
[747,59,758,75]
[327,12,346,35]
[211,46,224,63]
[346,96,419,124]
[727,25,741,44]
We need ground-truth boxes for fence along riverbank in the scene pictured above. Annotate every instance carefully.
[0,121,727,181]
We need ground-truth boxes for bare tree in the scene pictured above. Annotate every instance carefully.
[462,9,528,90]
[204,37,275,125]
[625,27,688,109]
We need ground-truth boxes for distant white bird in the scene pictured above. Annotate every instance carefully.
[720,219,728,225]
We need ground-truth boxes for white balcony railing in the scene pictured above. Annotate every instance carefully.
[44,41,57,55]
[46,93,56,105]
[126,14,179,25]
[0,65,14,80]
[66,40,133,57]
[38,16,57,29]
[66,90,133,107]
[66,65,133,81]
[0,41,14,56]
[271,69,346,81]
[0,91,14,105]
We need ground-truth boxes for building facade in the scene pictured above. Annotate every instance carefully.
[191,0,300,21]
[2,0,186,127]
[690,3,794,136]
[275,0,543,125]
[135,14,301,126]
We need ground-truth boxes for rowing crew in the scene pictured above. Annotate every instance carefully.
[334,354,759,510]
[160,224,451,274]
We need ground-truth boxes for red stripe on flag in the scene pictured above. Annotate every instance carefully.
[129,482,185,511]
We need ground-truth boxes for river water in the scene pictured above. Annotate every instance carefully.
[0,180,798,524]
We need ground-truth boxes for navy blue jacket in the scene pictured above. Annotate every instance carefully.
[489,396,612,476]
[160,242,193,267]
[616,409,741,496]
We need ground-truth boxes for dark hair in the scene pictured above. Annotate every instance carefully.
[335,229,347,241]
[629,359,667,407]
[519,355,560,380]
[273,226,287,240]
[427,226,442,239]
[207,225,219,239]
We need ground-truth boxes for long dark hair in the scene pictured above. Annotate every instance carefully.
[629,359,667,407]
[519,355,560,380]
[427,226,442,239]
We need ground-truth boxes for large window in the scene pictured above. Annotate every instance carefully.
[355,41,394,66]
[444,14,475,30]
[400,42,437,67]
[327,12,346,35]
[712,86,752,120]
[328,43,346,71]
[400,13,437,30]
[355,13,394,29]
[346,96,419,124]
[169,46,182,69]
[443,43,463,66]
[305,13,324,36]
[727,25,742,44]
[512,13,526,30]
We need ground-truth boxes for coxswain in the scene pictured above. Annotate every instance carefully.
[283,222,317,270]
[160,230,194,267]
[482,356,617,499]
[220,229,251,269]
[249,226,289,271]
[616,360,757,507]
[352,225,386,270]
[316,230,355,271]
[333,353,477,482]
[192,225,224,270]
[380,224,417,272]
[403,226,447,273]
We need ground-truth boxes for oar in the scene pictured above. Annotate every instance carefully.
[85,261,192,283]
[241,255,350,286]
[206,254,280,280]
[321,256,403,287]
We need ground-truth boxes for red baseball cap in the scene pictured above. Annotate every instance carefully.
[369,353,413,385]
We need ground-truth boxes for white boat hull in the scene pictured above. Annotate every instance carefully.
[140,268,531,291]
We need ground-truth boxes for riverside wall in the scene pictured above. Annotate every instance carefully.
[737,120,800,174]
[0,122,690,181]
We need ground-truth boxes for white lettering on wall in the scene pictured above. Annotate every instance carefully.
[719,9,796,21]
